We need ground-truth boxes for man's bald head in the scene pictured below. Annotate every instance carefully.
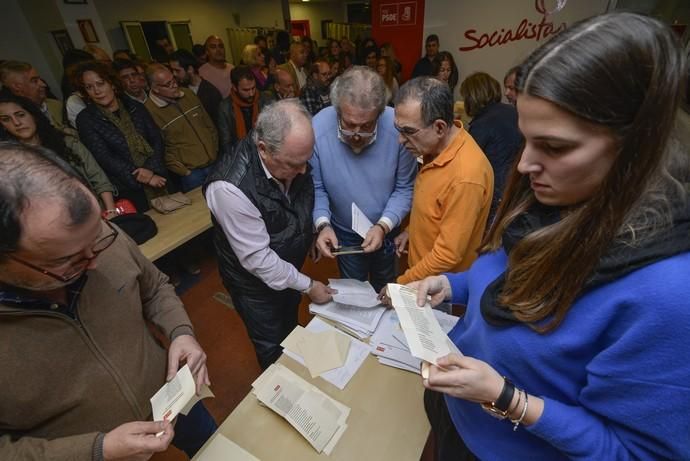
[274,67,296,99]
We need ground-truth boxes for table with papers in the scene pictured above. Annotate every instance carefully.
[193,353,430,461]
[192,280,467,460]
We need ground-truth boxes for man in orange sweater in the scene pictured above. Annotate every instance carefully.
[393,77,494,285]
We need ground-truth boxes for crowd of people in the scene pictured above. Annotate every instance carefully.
[1,10,689,461]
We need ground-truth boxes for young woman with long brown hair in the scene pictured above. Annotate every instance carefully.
[412,12,690,460]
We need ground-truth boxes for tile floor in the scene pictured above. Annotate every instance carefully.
[151,238,432,460]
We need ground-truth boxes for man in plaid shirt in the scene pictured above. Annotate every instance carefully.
[300,58,332,116]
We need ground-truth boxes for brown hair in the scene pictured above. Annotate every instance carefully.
[377,56,395,88]
[70,60,121,101]
[481,12,688,333]
[459,72,501,117]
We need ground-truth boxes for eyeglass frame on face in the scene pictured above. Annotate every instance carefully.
[393,121,435,138]
[8,219,119,283]
[155,77,178,89]
[337,117,377,139]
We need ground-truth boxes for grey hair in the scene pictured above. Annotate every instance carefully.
[394,77,454,126]
[330,66,387,115]
[252,99,312,154]
[0,142,97,260]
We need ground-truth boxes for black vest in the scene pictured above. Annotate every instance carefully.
[204,137,314,296]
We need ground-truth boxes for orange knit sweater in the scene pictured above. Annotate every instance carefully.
[397,122,494,284]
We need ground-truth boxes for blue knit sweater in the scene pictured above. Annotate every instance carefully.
[310,106,417,232]
[446,249,690,460]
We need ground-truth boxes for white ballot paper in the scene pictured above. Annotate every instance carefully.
[252,363,350,454]
[351,202,373,239]
[387,283,460,365]
[151,364,214,426]
[195,433,260,461]
[329,278,381,308]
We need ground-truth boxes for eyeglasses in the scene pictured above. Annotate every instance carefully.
[9,219,119,283]
[394,122,432,138]
[338,118,377,139]
[157,78,177,89]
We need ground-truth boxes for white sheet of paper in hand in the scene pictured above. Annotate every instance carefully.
[180,384,214,416]
[351,202,373,239]
[151,364,196,422]
[387,283,452,365]
[329,278,380,308]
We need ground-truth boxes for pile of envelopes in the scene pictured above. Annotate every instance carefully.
[309,279,387,339]
[281,316,370,390]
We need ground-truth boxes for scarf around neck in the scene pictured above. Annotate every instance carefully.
[481,198,690,327]
[97,99,153,168]
[230,90,259,140]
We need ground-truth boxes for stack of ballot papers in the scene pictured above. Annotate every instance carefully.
[195,433,260,461]
[251,363,350,455]
[329,278,381,308]
[281,316,370,389]
[150,364,214,425]
[309,279,386,339]
[386,283,463,366]
[370,286,460,373]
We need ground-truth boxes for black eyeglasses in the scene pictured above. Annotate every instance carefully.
[393,122,431,137]
[9,219,119,283]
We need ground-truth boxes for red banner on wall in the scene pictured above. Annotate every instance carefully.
[371,0,425,82]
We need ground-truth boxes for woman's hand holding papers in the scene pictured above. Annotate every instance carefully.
[423,354,504,404]
[408,275,452,307]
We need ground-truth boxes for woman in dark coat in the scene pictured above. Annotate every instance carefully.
[460,71,523,223]
[73,60,167,211]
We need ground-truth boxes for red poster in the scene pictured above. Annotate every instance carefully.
[372,0,425,82]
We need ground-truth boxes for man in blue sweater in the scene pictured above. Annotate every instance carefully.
[312,66,417,291]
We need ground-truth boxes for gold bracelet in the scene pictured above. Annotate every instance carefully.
[511,390,529,431]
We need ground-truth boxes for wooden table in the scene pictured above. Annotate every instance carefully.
[194,354,430,461]
[138,187,213,261]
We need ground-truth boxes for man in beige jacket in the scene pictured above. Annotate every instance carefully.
[0,143,215,460]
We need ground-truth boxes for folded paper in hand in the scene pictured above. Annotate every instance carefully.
[386,283,462,365]
[150,364,214,425]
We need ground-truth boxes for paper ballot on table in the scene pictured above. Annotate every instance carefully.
[281,318,368,389]
[329,278,381,308]
[351,202,373,239]
[387,283,455,364]
[195,433,260,461]
[252,363,350,454]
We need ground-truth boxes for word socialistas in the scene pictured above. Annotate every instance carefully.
[459,0,567,52]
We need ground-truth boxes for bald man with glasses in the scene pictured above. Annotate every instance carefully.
[0,143,216,460]
[311,67,417,291]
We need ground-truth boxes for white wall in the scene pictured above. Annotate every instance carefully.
[56,0,112,54]
[290,2,347,42]
[423,0,610,94]
[92,0,282,51]
[0,0,62,96]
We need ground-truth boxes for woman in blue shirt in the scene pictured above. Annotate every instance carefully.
[413,12,690,460]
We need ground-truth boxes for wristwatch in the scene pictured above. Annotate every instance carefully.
[481,377,515,420]
[301,279,314,294]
